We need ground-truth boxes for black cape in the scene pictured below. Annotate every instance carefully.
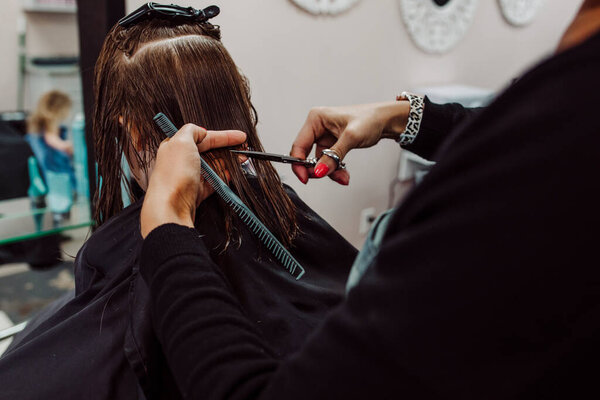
[0,182,357,399]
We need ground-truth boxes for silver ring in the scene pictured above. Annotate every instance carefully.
[321,149,346,170]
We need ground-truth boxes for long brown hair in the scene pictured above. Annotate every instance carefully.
[93,19,297,247]
[28,90,72,133]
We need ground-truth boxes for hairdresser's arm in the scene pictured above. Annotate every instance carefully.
[406,99,481,159]
[44,130,74,155]
[291,98,481,184]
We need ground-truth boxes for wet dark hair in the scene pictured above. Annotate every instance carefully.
[93,19,297,247]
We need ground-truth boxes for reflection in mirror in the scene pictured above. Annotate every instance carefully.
[0,0,90,348]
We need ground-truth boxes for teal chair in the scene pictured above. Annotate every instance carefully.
[27,156,47,232]
[46,171,73,228]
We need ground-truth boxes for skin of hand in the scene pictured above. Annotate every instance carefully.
[290,101,410,185]
[44,129,74,155]
[140,123,246,238]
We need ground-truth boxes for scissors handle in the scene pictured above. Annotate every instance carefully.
[278,155,319,167]
[231,150,346,170]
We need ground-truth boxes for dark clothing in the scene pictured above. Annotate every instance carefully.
[139,31,600,399]
[405,98,481,161]
[0,120,32,200]
[1,200,144,399]
[0,183,356,399]
[0,121,62,268]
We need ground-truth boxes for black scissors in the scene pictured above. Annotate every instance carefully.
[230,150,346,170]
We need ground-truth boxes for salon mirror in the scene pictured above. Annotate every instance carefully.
[0,0,91,340]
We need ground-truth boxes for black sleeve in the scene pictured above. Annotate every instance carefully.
[142,224,424,400]
[403,97,482,161]
[140,224,279,400]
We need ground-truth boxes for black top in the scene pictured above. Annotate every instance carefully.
[139,32,600,399]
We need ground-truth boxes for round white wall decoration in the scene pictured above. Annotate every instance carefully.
[498,0,544,27]
[398,0,479,54]
[290,0,361,15]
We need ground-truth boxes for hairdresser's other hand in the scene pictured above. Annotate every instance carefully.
[290,101,410,185]
[141,124,246,238]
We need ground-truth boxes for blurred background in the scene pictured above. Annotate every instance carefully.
[0,0,583,351]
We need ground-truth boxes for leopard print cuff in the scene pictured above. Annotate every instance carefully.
[395,92,425,146]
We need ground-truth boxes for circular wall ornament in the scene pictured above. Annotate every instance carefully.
[398,0,479,54]
[290,0,361,15]
[498,0,544,27]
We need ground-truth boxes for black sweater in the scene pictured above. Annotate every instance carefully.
[140,31,600,399]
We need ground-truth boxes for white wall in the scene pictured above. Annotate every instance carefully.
[24,12,79,57]
[1,0,583,246]
[0,1,79,112]
[0,0,21,112]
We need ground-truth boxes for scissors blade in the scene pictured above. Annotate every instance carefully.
[231,150,316,167]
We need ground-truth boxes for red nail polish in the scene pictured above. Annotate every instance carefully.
[314,163,329,178]
[335,177,349,186]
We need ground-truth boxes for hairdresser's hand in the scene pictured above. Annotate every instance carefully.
[291,101,410,185]
[141,124,246,238]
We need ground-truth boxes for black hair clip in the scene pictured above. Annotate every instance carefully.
[118,3,220,28]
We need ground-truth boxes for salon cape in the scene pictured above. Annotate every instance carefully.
[0,181,357,399]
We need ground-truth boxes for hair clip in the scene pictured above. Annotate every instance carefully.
[118,3,220,28]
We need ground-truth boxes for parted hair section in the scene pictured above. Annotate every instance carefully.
[93,19,298,247]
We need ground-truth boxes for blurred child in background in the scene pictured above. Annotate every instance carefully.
[26,90,76,193]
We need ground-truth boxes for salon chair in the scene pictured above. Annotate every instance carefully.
[0,119,62,268]
[0,119,31,200]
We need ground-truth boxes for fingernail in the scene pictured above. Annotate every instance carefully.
[335,177,349,186]
[314,163,329,178]
[301,176,308,184]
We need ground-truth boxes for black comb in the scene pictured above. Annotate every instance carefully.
[153,113,306,280]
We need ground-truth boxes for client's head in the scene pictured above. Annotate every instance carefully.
[29,90,72,134]
[93,16,297,246]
